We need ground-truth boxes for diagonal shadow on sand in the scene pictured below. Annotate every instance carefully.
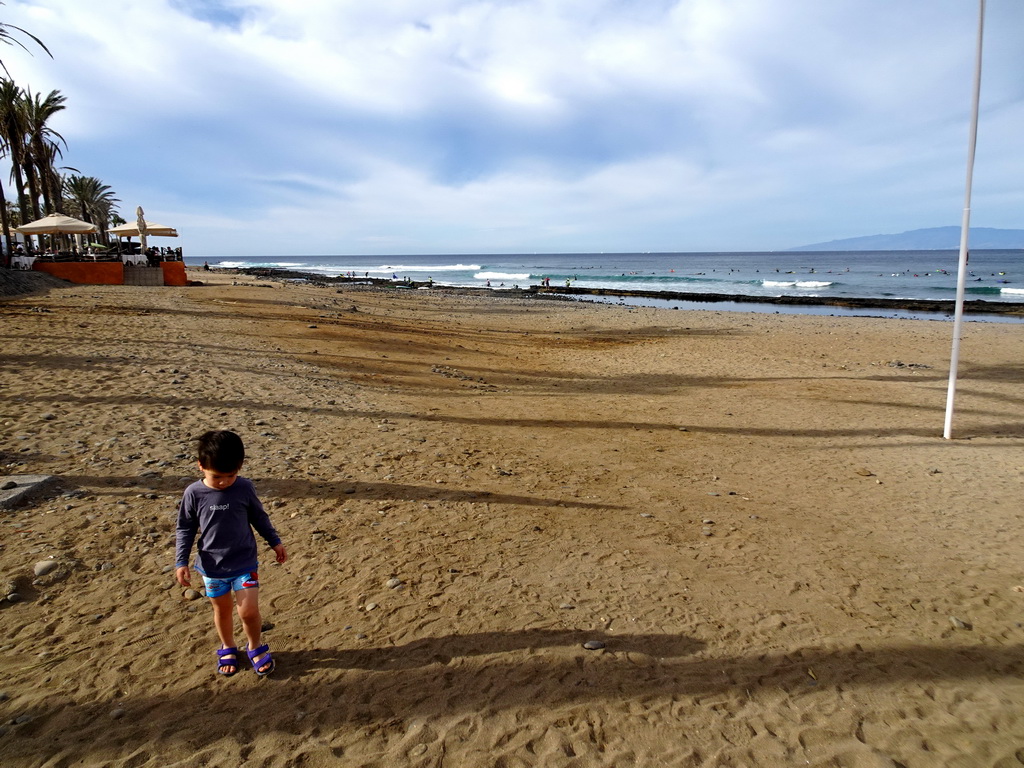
[273,629,704,674]
[62,474,626,511]
[4,638,1022,764]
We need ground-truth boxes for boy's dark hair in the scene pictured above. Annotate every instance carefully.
[197,430,245,472]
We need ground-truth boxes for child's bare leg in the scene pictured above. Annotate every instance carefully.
[235,587,270,672]
[210,593,238,674]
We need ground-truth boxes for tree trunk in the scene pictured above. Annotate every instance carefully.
[34,140,58,216]
[23,158,41,223]
[0,175,11,267]
[10,155,31,251]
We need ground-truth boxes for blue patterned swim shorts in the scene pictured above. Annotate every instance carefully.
[202,571,259,598]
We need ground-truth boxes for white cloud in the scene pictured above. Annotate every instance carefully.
[1,0,1020,256]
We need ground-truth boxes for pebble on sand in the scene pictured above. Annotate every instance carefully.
[33,560,58,577]
[583,640,606,651]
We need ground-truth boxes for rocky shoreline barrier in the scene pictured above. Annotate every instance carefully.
[538,285,1024,316]
[233,266,1024,316]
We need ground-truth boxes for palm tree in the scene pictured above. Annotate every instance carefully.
[0,1,50,77]
[0,2,48,261]
[37,141,75,215]
[0,161,12,261]
[63,174,119,230]
[22,87,66,216]
[0,79,29,228]
[0,78,30,257]
[56,175,118,254]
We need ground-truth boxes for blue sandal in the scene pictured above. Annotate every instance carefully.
[247,643,275,677]
[216,646,239,677]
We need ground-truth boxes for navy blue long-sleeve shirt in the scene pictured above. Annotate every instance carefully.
[174,477,281,578]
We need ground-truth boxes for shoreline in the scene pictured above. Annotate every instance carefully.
[229,266,1024,317]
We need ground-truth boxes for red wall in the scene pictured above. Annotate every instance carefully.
[160,261,187,286]
[33,261,188,286]
[34,262,123,285]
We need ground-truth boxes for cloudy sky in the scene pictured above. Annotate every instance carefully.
[2,0,1021,257]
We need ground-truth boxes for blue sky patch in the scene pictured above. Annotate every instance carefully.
[169,0,251,30]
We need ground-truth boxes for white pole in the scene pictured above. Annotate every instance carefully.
[943,0,985,440]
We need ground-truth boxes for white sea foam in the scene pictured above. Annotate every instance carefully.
[762,280,833,289]
[475,271,530,280]
[296,265,355,274]
[216,260,304,268]
[376,263,481,272]
[1001,287,1024,296]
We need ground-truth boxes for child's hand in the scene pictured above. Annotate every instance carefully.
[176,566,191,587]
[273,543,287,564]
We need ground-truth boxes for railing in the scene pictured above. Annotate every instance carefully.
[12,249,184,264]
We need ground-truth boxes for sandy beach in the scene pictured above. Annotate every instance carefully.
[1,269,1023,767]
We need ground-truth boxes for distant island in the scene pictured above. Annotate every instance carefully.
[789,226,1024,251]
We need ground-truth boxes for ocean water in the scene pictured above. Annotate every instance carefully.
[188,250,1024,320]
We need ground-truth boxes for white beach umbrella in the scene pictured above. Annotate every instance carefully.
[109,221,179,237]
[136,206,148,257]
[15,213,98,235]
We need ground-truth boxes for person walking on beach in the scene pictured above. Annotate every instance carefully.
[175,430,287,677]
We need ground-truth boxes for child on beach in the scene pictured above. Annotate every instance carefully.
[175,430,287,677]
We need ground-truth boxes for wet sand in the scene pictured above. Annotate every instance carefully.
[1,269,1023,767]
